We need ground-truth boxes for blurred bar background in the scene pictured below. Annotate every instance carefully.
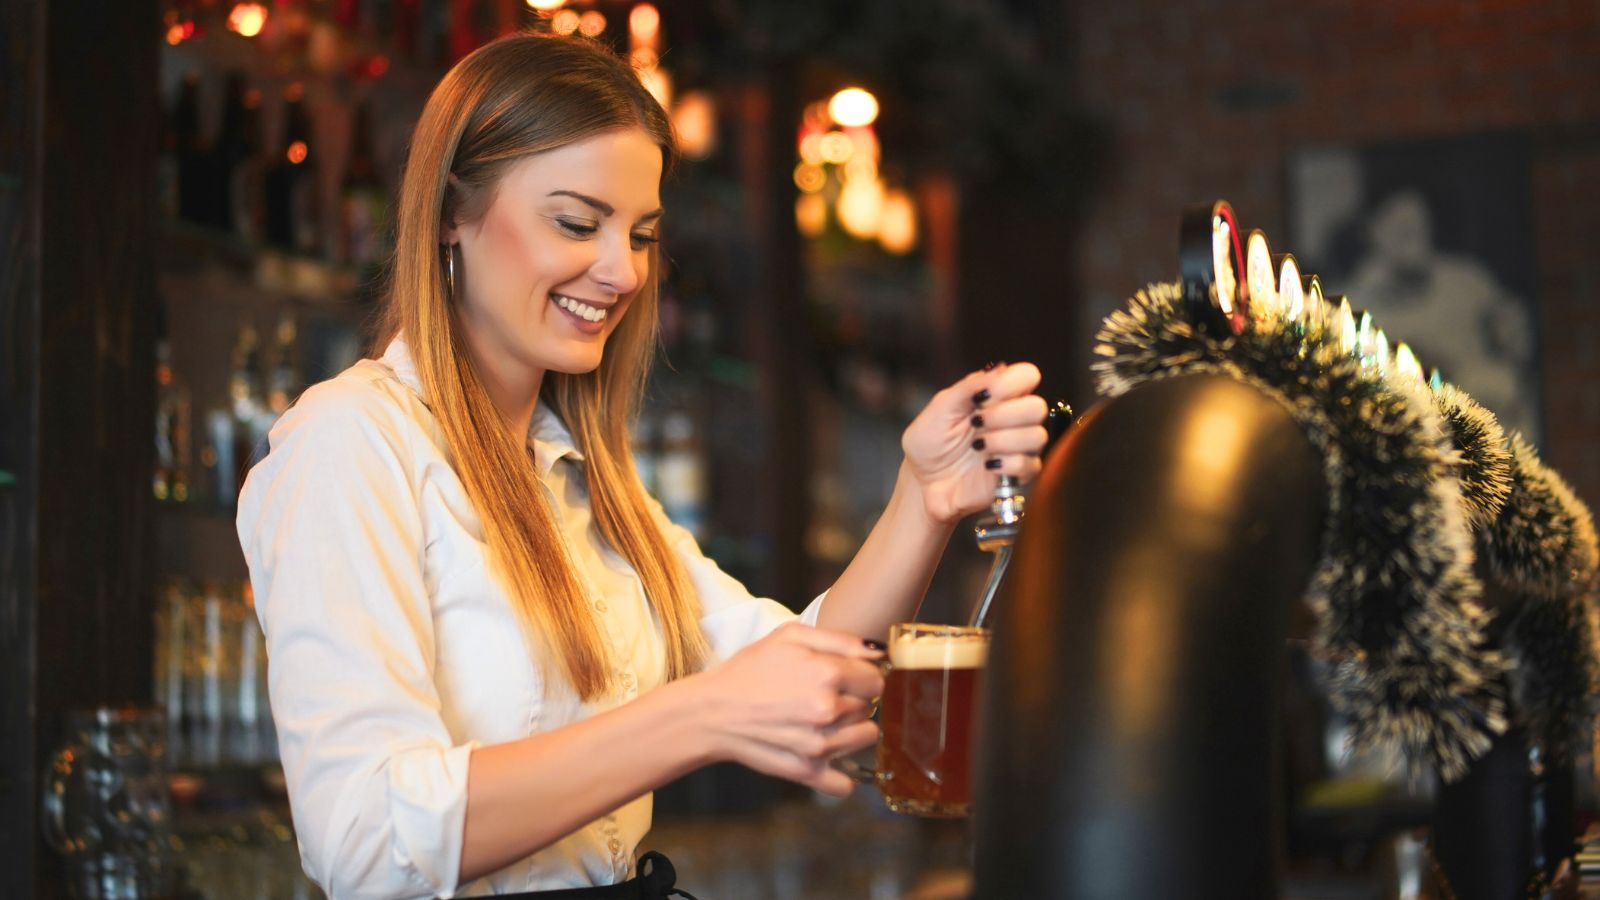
[2,0,1597,897]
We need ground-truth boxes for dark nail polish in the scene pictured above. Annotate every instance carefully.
[863,639,886,651]
[983,360,1001,371]
[972,388,991,405]
[985,457,1003,470]
[972,438,986,451]
[970,414,984,428]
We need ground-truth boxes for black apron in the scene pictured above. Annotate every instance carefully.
[461,851,697,900]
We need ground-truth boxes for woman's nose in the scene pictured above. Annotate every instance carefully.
[590,234,642,296]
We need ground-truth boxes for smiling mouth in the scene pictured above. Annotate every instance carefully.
[552,293,611,323]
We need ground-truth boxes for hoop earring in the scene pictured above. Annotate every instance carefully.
[442,243,457,300]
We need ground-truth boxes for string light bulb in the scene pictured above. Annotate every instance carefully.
[1394,343,1424,384]
[578,10,606,36]
[1277,255,1304,323]
[1245,231,1274,319]
[1337,298,1357,355]
[828,88,879,128]
[228,2,268,37]
[551,9,579,34]
[629,4,660,45]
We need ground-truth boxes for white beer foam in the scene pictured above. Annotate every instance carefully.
[889,633,988,670]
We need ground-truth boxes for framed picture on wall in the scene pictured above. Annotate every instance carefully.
[1287,131,1542,441]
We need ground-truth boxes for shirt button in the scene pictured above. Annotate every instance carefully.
[608,837,623,854]
[621,672,636,690]
[594,599,608,613]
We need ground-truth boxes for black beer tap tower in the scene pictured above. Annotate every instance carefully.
[971,202,1600,899]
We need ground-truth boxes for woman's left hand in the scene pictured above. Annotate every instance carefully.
[901,362,1049,525]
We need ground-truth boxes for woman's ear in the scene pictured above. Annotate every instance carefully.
[440,172,463,245]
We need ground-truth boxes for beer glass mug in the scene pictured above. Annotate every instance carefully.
[840,623,989,818]
[41,706,176,899]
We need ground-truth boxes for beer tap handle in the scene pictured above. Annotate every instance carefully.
[969,400,1076,629]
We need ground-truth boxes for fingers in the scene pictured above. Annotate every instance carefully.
[972,424,1048,456]
[734,721,881,797]
[943,362,1043,414]
[980,453,1043,482]
[972,394,1049,431]
[772,621,884,662]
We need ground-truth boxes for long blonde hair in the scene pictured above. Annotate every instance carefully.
[374,32,708,700]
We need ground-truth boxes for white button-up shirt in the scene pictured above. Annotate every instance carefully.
[237,338,824,899]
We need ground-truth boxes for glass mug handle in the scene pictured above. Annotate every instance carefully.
[830,656,890,786]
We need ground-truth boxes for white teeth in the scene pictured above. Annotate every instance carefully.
[554,294,607,322]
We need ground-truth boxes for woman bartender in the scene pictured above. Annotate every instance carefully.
[236,30,1047,900]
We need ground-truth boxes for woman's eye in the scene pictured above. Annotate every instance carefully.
[630,232,660,250]
[556,218,598,237]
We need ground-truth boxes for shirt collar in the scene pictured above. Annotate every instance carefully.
[379,336,585,476]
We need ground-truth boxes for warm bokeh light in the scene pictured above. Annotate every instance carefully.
[579,10,606,36]
[828,88,880,128]
[1395,343,1424,383]
[227,3,268,38]
[630,47,659,69]
[672,91,717,159]
[802,101,831,132]
[878,189,917,254]
[166,23,186,45]
[638,65,671,110]
[1374,329,1391,373]
[793,163,827,193]
[798,132,824,166]
[629,4,660,44]
[286,141,308,164]
[285,81,305,102]
[795,193,828,237]
[1337,299,1357,354]
[837,177,886,239]
[1210,217,1236,315]
[551,9,580,34]
[818,131,854,165]
[526,0,567,10]
[843,154,876,183]
[1245,231,1274,317]
[1277,256,1304,322]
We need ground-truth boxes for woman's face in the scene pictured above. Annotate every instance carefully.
[446,127,663,388]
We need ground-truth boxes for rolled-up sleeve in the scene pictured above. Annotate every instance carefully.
[238,379,475,900]
[643,498,827,663]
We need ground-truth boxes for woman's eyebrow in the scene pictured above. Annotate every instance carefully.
[548,190,664,222]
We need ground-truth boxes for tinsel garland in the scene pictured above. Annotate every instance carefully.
[1476,433,1600,757]
[1093,282,1508,780]
[1432,384,1512,533]
[1480,434,1600,598]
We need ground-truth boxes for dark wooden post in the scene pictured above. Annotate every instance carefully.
[0,0,160,895]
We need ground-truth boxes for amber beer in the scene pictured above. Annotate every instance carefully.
[877,624,989,818]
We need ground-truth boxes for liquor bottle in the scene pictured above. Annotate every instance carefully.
[265,311,301,417]
[215,75,266,242]
[212,71,250,235]
[173,72,209,226]
[656,399,706,539]
[152,321,192,504]
[157,79,181,220]
[339,101,388,268]
[210,321,264,507]
[264,83,322,256]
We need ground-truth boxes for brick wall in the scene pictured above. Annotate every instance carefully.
[1070,0,1600,505]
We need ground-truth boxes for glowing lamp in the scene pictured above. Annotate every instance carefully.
[228,2,268,37]
[1277,255,1303,323]
[1244,231,1275,319]
[828,88,879,128]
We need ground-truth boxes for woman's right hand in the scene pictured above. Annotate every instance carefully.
[693,622,885,797]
